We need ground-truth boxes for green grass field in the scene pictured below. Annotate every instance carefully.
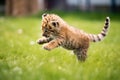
[0,11,120,80]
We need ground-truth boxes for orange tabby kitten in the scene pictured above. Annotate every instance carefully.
[37,13,110,61]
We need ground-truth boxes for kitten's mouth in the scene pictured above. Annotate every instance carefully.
[42,34,49,37]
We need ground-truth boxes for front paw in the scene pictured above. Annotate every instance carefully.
[36,39,44,44]
[43,44,51,51]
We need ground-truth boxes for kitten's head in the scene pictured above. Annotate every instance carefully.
[41,13,61,38]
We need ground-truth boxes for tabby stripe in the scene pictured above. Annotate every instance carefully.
[105,22,108,25]
[94,35,98,42]
[106,18,109,22]
[97,35,101,41]
[104,25,108,29]
[101,33,106,36]
[58,41,62,46]
[92,35,96,42]
[102,28,106,32]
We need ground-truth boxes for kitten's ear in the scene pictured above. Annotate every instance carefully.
[42,13,47,18]
[51,21,59,27]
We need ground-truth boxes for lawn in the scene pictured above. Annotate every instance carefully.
[0,11,120,80]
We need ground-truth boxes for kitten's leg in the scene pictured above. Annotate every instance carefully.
[37,37,52,44]
[43,38,63,51]
[74,48,88,61]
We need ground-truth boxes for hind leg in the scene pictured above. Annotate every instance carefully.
[74,48,88,61]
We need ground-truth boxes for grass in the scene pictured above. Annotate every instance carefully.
[0,11,120,80]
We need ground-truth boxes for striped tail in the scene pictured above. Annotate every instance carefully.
[89,17,110,42]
